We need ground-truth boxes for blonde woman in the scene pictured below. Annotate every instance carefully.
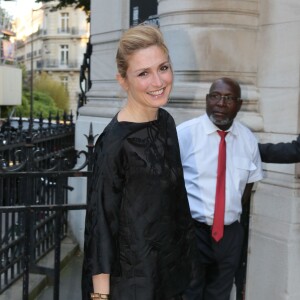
[82,25,196,300]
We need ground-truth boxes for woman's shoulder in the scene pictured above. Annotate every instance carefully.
[94,116,125,152]
[158,107,175,125]
[159,107,171,118]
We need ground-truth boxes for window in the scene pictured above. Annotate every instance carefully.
[60,45,69,65]
[130,0,157,26]
[132,6,139,26]
[60,76,68,90]
[60,13,69,33]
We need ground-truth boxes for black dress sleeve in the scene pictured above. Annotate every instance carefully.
[258,134,300,163]
[82,132,124,299]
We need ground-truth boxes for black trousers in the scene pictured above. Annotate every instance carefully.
[183,220,244,300]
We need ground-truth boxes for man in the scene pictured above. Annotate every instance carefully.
[177,77,264,300]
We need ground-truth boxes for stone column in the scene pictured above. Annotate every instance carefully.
[79,0,130,118]
[158,0,262,129]
[246,1,300,299]
[70,0,130,250]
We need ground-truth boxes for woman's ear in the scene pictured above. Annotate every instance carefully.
[116,73,128,91]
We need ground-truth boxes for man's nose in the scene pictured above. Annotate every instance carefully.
[216,96,226,106]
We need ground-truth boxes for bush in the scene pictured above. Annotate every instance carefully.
[34,72,70,111]
[15,91,63,118]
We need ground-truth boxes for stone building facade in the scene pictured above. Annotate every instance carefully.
[13,1,89,114]
[73,1,300,299]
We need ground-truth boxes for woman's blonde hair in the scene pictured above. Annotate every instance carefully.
[116,25,170,78]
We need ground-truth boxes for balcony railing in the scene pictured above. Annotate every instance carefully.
[57,27,86,35]
[36,59,80,69]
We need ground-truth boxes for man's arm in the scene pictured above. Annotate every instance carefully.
[241,183,254,205]
[258,135,300,163]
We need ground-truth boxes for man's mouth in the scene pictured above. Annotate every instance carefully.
[213,111,227,116]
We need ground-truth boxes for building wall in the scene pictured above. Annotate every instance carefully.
[74,1,300,299]
[14,2,89,115]
[245,1,300,299]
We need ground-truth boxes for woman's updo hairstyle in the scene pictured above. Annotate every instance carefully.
[116,24,170,78]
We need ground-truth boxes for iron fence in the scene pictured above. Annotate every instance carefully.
[0,114,95,300]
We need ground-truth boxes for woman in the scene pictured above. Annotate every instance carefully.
[82,25,195,300]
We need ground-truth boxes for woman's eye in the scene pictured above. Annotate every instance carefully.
[160,65,169,71]
[138,71,148,77]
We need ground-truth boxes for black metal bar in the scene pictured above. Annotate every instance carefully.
[0,171,90,177]
[0,204,87,212]
[53,176,63,300]
[0,122,95,298]
[22,207,31,300]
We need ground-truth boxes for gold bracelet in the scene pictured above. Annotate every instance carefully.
[90,293,110,299]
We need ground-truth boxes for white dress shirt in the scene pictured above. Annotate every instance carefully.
[177,114,263,225]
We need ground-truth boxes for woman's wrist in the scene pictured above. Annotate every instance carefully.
[90,293,110,299]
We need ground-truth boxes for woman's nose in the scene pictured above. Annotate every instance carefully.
[152,73,163,86]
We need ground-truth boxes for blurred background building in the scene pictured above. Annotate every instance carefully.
[0,2,21,113]
[12,0,89,114]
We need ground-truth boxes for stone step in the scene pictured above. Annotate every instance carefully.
[1,236,80,300]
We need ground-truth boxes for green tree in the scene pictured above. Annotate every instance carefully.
[1,67,66,119]
[15,91,63,118]
[34,72,70,112]
[35,0,90,15]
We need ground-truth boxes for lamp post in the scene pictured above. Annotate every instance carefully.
[29,7,41,133]
[29,9,34,132]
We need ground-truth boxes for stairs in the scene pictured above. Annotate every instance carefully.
[1,237,81,300]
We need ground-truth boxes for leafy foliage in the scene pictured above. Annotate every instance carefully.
[35,0,90,15]
[34,72,70,112]
[15,91,63,118]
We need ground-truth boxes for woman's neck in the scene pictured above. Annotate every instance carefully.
[118,104,159,123]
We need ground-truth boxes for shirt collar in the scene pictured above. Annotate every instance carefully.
[203,113,238,136]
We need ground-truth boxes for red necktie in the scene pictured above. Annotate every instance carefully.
[212,130,228,242]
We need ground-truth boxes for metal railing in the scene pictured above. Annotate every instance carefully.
[35,59,80,69]
[78,41,92,114]
[0,114,95,300]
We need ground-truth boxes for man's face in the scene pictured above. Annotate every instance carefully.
[206,79,242,131]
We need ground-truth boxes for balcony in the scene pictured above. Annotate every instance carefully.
[57,27,86,35]
[36,59,80,70]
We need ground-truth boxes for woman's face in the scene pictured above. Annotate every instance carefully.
[118,45,173,109]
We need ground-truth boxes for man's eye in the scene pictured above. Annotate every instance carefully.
[211,94,220,99]
[225,96,238,102]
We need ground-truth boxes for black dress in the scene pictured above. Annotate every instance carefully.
[82,108,195,300]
